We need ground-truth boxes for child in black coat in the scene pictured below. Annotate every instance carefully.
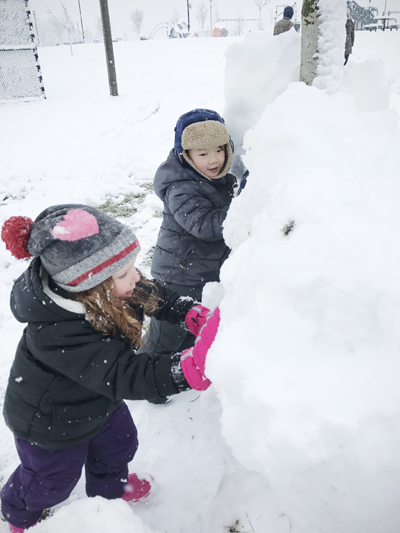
[0,204,217,532]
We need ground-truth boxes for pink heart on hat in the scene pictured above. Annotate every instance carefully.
[51,209,99,241]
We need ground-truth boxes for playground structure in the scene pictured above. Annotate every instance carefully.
[364,16,398,30]
[348,0,399,31]
[149,22,189,40]
[149,18,255,39]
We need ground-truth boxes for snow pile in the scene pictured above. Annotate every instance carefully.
[208,23,400,533]
[223,30,300,174]
[314,0,347,92]
[31,497,157,533]
[343,57,392,112]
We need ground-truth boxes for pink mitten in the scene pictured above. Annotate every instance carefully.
[181,307,220,390]
[185,304,211,337]
[181,349,211,390]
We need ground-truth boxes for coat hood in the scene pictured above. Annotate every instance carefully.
[10,257,85,324]
[173,108,234,180]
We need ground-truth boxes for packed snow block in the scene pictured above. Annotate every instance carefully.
[343,58,391,112]
[223,30,300,176]
[213,78,400,532]
[0,0,45,101]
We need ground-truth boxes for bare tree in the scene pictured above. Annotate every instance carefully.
[47,15,65,43]
[253,0,270,30]
[196,1,208,30]
[300,0,320,85]
[129,9,144,38]
[94,16,103,40]
[84,26,93,43]
[47,2,75,55]
[170,8,180,25]
[236,12,244,35]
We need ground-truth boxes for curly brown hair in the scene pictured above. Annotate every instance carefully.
[75,271,160,349]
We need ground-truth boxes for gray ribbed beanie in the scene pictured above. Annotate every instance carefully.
[27,204,140,292]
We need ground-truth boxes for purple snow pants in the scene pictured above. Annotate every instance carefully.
[1,402,138,529]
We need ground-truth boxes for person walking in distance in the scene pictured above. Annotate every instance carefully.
[273,6,294,35]
[344,7,355,66]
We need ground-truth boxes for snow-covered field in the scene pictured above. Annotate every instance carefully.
[1,17,400,533]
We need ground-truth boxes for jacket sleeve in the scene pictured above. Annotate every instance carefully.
[30,321,190,403]
[150,281,195,326]
[134,280,195,326]
[164,181,229,242]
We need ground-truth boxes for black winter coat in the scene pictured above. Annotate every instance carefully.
[3,258,192,451]
[151,150,236,287]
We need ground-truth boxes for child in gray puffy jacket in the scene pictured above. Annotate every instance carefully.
[142,109,237,360]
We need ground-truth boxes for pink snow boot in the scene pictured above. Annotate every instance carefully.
[122,473,152,503]
[9,526,25,533]
[9,521,38,532]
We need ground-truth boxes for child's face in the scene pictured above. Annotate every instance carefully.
[112,256,140,298]
[187,146,226,179]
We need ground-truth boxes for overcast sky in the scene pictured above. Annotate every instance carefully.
[29,0,396,39]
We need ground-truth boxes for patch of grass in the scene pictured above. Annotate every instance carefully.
[97,192,147,218]
[140,246,155,269]
[0,193,25,206]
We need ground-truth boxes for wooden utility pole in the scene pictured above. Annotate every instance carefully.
[78,0,85,42]
[99,0,118,96]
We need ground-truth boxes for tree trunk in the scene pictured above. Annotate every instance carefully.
[300,0,320,85]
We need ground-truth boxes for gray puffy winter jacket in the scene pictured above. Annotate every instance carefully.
[151,150,236,287]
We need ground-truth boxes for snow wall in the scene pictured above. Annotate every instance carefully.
[206,2,400,532]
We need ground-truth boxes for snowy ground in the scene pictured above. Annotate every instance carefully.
[1,22,400,533]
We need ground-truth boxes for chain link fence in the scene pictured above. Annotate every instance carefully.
[0,0,45,101]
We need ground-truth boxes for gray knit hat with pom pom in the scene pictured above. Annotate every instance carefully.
[2,204,140,292]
